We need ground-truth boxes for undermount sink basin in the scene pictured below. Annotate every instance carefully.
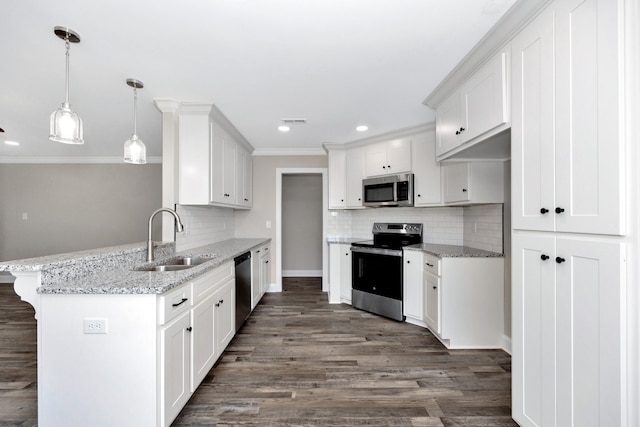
[134,256,212,272]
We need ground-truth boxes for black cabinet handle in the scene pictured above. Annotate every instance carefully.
[382,166,386,169]
[215,302,220,307]
[186,326,192,332]
[345,253,349,256]
[219,299,224,304]
[460,127,465,132]
[540,208,549,214]
[462,188,467,192]
[265,260,269,264]
[417,194,421,197]
[433,286,437,290]
[407,260,410,264]
[426,263,434,267]
[541,254,549,260]
[172,298,188,307]
[555,207,565,214]
[556,257,566,264]
[387,165,391,169]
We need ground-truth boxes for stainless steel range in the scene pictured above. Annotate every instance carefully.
[351,222,423,321]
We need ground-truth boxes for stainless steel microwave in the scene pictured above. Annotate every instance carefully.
[362,173,414,207]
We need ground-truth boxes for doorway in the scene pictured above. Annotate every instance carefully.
[275,168,328,293]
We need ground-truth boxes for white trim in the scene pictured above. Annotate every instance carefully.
[282,270,323,277]
[501,334,512,355]
[0,156,162,164]
[276,168,328,294]
[254,148,326,156]
[323,122,435,151]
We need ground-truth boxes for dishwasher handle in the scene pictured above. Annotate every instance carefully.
[234,251,252,265]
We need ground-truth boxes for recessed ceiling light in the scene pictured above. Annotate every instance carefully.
[356,125,369,132]
[4,140,20,146]
[278,125,290,132]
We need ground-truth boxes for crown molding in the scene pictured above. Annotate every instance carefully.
[0,156,162,164]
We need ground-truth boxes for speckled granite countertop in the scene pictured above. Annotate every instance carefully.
[404,244,503,258]
[0,238,270,295]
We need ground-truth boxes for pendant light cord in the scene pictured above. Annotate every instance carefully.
[133,87,138,137]
[64,38,70,105]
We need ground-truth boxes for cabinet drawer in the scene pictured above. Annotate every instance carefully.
[423,254,441,276]
[158,283,192,325]
[192,262,234,305]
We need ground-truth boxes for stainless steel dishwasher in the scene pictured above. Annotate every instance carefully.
[234,251,252,331]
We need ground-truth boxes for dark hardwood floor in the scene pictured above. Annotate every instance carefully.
[0,278,516,426]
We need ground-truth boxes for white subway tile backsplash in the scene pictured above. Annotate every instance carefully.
[175,205,235,251]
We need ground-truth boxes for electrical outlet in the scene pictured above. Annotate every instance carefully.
[83,318,108,334]
[266,220,272,229]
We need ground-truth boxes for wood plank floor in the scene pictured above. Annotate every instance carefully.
[0,278,517,426]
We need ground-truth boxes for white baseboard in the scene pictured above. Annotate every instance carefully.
[501,334,512,355]
[282,269,322,277]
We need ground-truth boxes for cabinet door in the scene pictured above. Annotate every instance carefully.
[260,252,270,296]
[237,147,252,207]
[554,0,623,235]
[345,147,365,208]
[555,237,623,427]
[160,311,191,427]
[328,150,347,209]
[423,272,440,334]
[512,233,557,427]
[364,142,388,177]
[339,245,352,303]
[412,130,442,206]
[386,138,412,174]
[222,137,237,205]
[435,91,462,157]
[214,279,235,358]
[251,247,262,308]
[191,293,216,391]
[443,163,470,203]
[511,7,555,232]
[210,122,225,204]
[402,250,423,321]
[460,50,509,143]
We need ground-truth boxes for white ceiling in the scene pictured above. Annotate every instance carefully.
[0,0,516,160]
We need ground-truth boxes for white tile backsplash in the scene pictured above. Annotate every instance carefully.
[175,205,235,251]
[328,204,503,253]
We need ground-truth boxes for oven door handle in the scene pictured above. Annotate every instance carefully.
[351,246,403,257]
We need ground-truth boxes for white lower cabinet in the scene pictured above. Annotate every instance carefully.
[260,244,271,295]
[160,310,192,426]
[512,233,625,427]
[213,278,235,354]
[402,250,424,325]
[443,161,504,205]
[421,254,504,348]
[328,243,351,304]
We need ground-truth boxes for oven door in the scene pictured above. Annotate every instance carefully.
[351,246,403,300]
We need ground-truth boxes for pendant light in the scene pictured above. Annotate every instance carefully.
[123,78,147,164]
[49,27,84,144]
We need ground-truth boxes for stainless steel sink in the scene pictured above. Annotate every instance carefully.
[134,256,212,272]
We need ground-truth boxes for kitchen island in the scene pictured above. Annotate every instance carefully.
[0,238,270,427]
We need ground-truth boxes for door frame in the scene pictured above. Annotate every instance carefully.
[275,168,328,292]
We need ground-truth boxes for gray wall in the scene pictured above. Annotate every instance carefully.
[0,163,162,261]
[282,174,323,275]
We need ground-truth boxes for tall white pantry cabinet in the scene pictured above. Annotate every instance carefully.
[510,0,638,426]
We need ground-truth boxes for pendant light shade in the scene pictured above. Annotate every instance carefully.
[124,78,147,164]
[49,27,84,145]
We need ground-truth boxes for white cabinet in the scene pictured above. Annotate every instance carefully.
[175,103,254,209]
[435,49,509,159]
[364,138,412,177]
[328,243,351,304]
[328,149,347,209]
[260,244,271,296]
[442,161,504,205]
[160,310,191,426]
[237,146,253,208]
[412,129,442,207]
[191,291,216,390]
[213,278,235,355]
[421,255,504,349]
[345,147,366,208]
[512,233,624,427]
[511,0,623,236]
[402,250,424,326]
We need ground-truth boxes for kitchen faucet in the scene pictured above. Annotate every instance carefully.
[147,207,185,262]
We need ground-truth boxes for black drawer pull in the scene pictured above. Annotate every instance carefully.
[556,257,566,264]
[540,208,549,214]
[541,254,550,260]
[172,298,188,307]
[426,263,434,267]
[555,207,565,214]
[186,327,192,332]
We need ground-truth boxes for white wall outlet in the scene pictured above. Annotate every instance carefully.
[266,220,272,229]
[22,212,28,220]
[83,318,108,334]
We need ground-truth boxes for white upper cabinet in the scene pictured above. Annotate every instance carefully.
[364,138,412,177]
[435,49,510,159]
[511,0,624,236]
[412,129,442,206]
[328,149,347,209]
[345,147,366,208]
[175,103,253,209]
[443,161,504,205]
